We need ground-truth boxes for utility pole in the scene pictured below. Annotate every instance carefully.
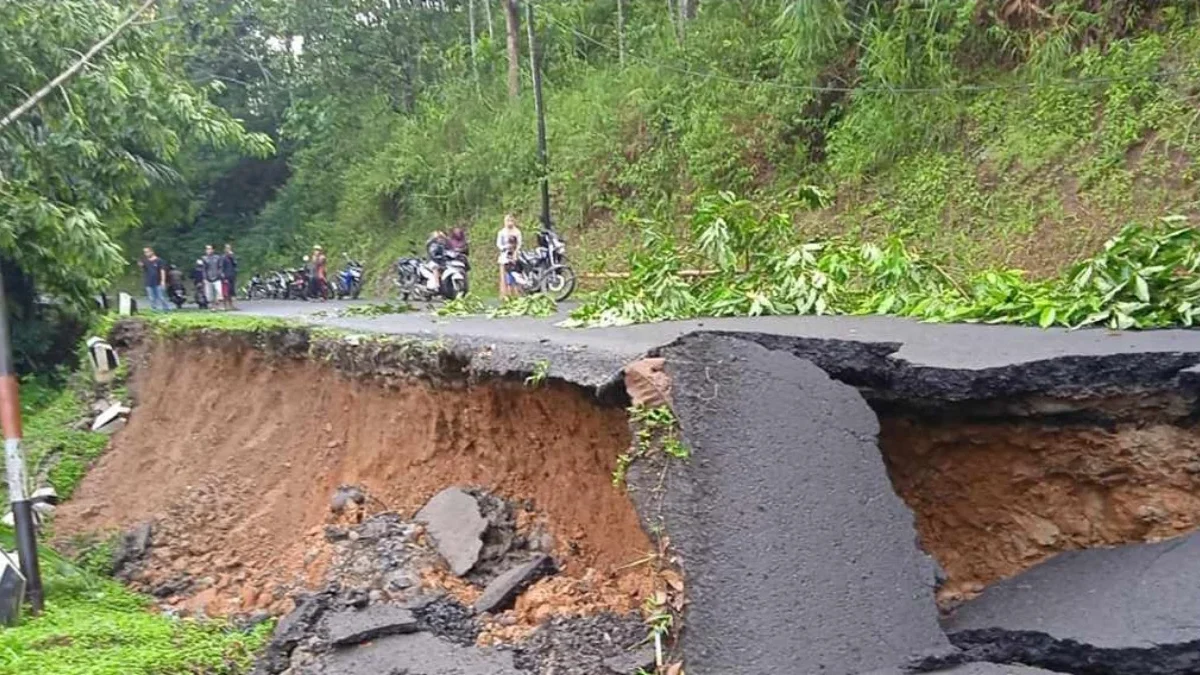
[0,266,43,614]
[526,2,550,229]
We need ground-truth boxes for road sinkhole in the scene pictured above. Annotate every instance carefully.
[48,323,1200,675]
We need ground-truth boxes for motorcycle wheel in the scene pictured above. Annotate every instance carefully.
[351,282,362,300]
[541,266,577,302]
[441,276,465,301]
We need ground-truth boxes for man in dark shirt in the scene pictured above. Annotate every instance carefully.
[139,247,169,311]
[221,243,238,310]
[202,244,224,310]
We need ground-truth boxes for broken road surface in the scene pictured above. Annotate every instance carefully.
[657,334,952,674]
[945,530,1200,675]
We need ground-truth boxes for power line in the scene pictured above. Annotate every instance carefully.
[535,7,1187,96]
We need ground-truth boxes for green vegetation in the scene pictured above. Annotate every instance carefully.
[0,542,270,675]
[489,294,559,318]
[435,296,489,317]
[143,312,293,338]
[339,302,416,318]
[437,293,558,318]
[0,1,270,305]
[10,1,1200,330]
[614,404,689,488]
[568,193,1200,329]
[524,359,551,388]
[16,378,108,502]
[0,380,269,675]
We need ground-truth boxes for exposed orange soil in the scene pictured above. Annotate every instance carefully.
[882,416,1200,604]
[55,344,654,619]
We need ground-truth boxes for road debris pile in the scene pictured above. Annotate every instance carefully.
[253,489,647,675]
[54,340,654,621]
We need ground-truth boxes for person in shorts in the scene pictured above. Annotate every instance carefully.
[202,244,224,310]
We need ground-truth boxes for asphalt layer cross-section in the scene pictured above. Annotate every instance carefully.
[239,299,1200,398]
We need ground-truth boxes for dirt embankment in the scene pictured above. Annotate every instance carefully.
[881,414,1200,603]
[55,342,653,619]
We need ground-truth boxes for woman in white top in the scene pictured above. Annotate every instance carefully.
[496,213,523,298]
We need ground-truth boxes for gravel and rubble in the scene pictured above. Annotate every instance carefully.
[250,487,648,675]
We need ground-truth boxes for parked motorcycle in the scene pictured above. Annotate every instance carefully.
[267,270,289,299]
[335,255,365,299]
[167,282,188,309]
[242,274,269,301]
[394,248,468,301]
[286,267,311,300]
[509,229,576,302]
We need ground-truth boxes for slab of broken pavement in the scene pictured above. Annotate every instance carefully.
[235,300,1200,675]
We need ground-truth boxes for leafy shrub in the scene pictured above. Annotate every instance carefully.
[569,192,1200,330]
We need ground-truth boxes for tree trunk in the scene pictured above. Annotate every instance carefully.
[617,0,625,66]
[505,0,521,99]
[484,0,494,40]
[665,0,679,43]
[468,0,478,61]
[678,0,696,40]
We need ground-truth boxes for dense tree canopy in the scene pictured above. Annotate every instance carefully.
[0,0,270,302]
[6,0,1200,318]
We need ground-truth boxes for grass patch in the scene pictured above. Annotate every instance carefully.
[143,312,293,338]
[0,534,271,675]
[16,378,109,503]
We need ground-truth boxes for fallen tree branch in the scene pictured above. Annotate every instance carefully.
[580,269,720,280]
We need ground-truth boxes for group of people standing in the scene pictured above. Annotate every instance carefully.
[422,214,528,297]
[138,243,238,311]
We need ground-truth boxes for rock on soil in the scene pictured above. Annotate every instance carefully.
[656,334,953,675]
[112,521,153,578]
[511,613,648,675]
[474,554,556,615]
[297,631,522,675]
[944,530,1200,675]
[410,595,480,647]
[414,487,490,576]
[322,604,418,646]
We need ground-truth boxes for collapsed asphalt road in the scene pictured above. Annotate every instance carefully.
[199,305,1200,674]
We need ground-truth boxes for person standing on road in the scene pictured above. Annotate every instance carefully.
[496,214,522,298]
[202,244,224,310]
[311,245,328,301]
[221,243,238,311]
[139,247,169,311]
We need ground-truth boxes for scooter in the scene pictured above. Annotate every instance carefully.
[394,249,468,301]
[335,255,365,299]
